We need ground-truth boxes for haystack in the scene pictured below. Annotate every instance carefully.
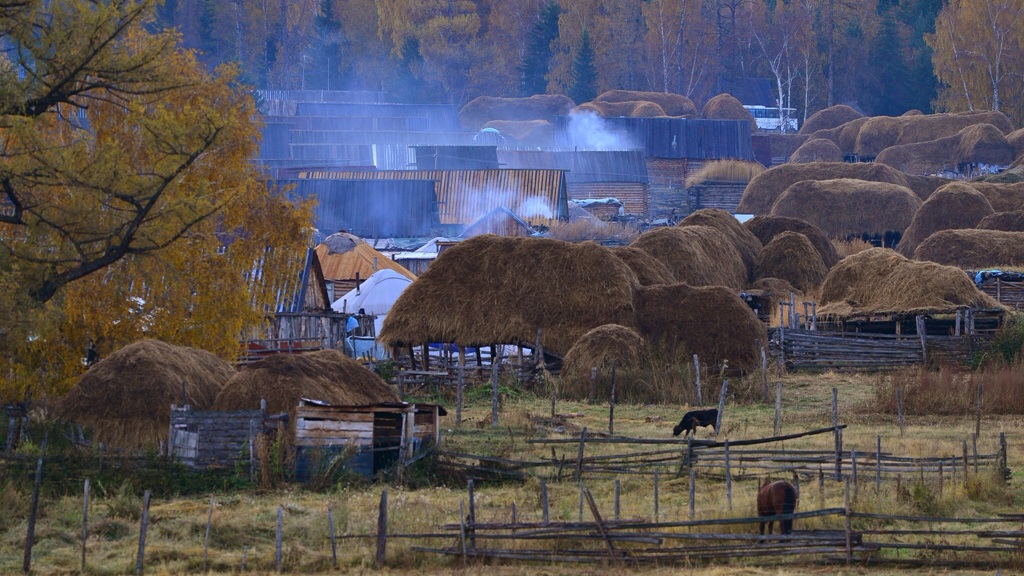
[595,89,697,117]
[1008,128,1024,161]
[458,94,575,131]
[837,116,873,156]
[956,123,1014,166]
[913,229,1024,269]
[630,225,747,290]
[897,182,994,256]
[212,350,397,415]
[977,211,1024,232]
[743,215,840,268]
[747,277,801,297]
[378,235,637,356]
[58,339,235,449]
[790,138,843,163]
[854,116,903,159]
[633,283,767,371]
[902,174,952,201]
[769,178,922,238]
[967,182,1024,212]
[702,93,755,131]
[818,248,998,318]
[800,104,863,135]
[678,208,763,280]
[875,135,958,175]
[753,232,828,292]
[856,112,1013,160]
[560,324,646,401]
[736,162,910,214]
[609,245,675,286]
[571,100,666,118]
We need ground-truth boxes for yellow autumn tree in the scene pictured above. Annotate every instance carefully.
[0,0,313,401]
[927,0,1024,125]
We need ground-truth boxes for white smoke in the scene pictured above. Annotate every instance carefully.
[518,196,554,219]
[566,110,640,151]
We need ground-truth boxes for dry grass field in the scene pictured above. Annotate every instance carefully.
[2,370,1023,575]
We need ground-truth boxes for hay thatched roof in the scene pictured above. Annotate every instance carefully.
[702,93,755,131]
[595,89,696,117]
[855,112,1013,159]
[913,229,1024,269]
[609,245,676,286]
[633,283,767,371]
[743,215,841,268]
[378,235,637,355]
[897,182,994,256]
[977,211,1024,232]
[678,208,763,280]
[736,161,910,214]
[571,100,666,118]
[212,350,397,414]
[560,324,646,401]
[818,248,999,318]
[769,178,922,237]
[458,94,575,131]
[631,225,747,290]
[59,339,235,449]
[800,105,863,135]
[790,138,844,163]
[966,182,1024,212]
[753,232,828,293]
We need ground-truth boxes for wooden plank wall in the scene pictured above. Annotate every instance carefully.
[688,181,747,213]
[774,329,993,371]
[980,279,1024,309]
[568,182,648,217]
[169,408,266,469]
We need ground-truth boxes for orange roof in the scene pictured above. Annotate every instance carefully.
[315,237,417,282]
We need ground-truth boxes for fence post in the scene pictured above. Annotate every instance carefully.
[375,490,388,567]
[466,481,475,549]
[575,428,587,481]
[774,381,782,436]
[458,500,467,563]
[328,508,337,569]
[875,436,882,493]
[916,314,927,365]
[23,434,47,574]
[972,433,979,474]
[688,468,695,520]
[81,478,89,573]
[540,479,549,524]
[831,387,838,429]
[844,478,852,565]
[608,361,616,435]
[998,432,1008,482]
[761,346,769,402]
[724,439,732,511]
[135,490,151,576]
[491,344,502,428]
[692,354,702,405]
[851,448,858,501]
[456,350,464,426]
[578,482,584,522]
[715,380,728,437]
[896,387,904,436]
[834,427,843,481]
[653,471,659,521]
[589,366,597,405]
[975,383,982,439]
[614,479,620,521]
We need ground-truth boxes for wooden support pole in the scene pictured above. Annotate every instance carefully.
[467,481,475,549]
[81,478,89,573]
[688,468,696,521]
[578,481,584,522]
[588,366,597,405]
[818,466,824,506]
[608,361,616,435]
[203,496,214,573]
[135,490,151,576]
[456,348,465,426]
[851,449,858,502]
[693,354,702,405]
[962,439,969,486]
[724,439,732,511]
[897,387,904,436]
[23,434,47,574]
[575,427,587,481]
[614,479,621,521]
[773,381,782,436]
[458,500,467,563]
[761,346,769,402]
[583,489,617,560]
[875,436,882,493]
[540,480,549,524]
[844,478,852,565]
[999,432,1008,482]
[972,433,979,474]
[275,506,283,573]
[653,470,660,521]
[938,462,944,497]
[834,427,843,481]
[976,383,983,439]
[715,380,728,437]
[491,344,501,428]
[375,490,388,568]
[955,309,962,336]
[328,508,337,569]
[831,387,838,429]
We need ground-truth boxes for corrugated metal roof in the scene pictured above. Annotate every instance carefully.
[278,179,438,239]
[315,239,417,283]
[553,117,753,160]
[413,146,499,170]
[497,150,648,183]
[294,102,461,131]
[297,169,568,227]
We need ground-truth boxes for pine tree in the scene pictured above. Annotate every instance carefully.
[861,7,909,116]
[569,28,597,104]
[306,0,345,90]
[519,1,561,97]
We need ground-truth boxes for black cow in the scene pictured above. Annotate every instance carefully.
[673,408,719,438]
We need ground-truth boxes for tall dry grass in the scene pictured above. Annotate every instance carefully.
[545,219,637,244]
[875,363,1024,415]
[831,237,874,259]
[685,159,766,188]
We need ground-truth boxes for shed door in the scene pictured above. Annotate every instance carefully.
[372,413,403,473]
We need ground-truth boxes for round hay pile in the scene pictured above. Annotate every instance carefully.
[702,93,756,130]
[837,116,872,155]
[743,215,840,268]
[609,246,675,286]
[902,174,952,201]
[913,229,1024,268]
[1008,128,1024,161]
[854,116,903,159]
[769,178,922,238]
[753,232,828,292]
[212,350,397,415]
[977,211,1024,231]
[379,235,637,356]
[737,162,910,215]
[679,208,763,280]
[560,324,646,401]
[630,225,747,290]
[747,276,801,297]
[633,283,767,371]
[966,182,1024,212]
[800,105,863,135]
[818,248,998,318]
[956,123,1014,166]
[571,100,666,118]
[897,182,994,256]
[458,94,575,131]
[790,138,843,163]
[58,339,235,449]
[875,134,958,175]
[595,89,696,117]
[897,111,1013,145]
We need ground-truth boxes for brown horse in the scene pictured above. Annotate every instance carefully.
[757,479,798,537]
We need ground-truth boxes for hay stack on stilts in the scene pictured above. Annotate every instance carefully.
[897,182,994,256]
[977,211,1024,232]
[753,232,828,293]
[58,339,235,450]
[678,208,763,280]
[743,215,840,268]
[736,162,910,214]
[609,246,675,286]
[633,283,767,371]
[913,230,1024,269]
[560,324,646,401]
[818,248,998,318]
[630,226,747,290]
[800,104,864,135]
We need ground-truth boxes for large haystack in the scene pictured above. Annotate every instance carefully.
[836,116,873,156]
[875,134,958,175]
[678,208,763,280]
[458,94,575,131]
[968,182,1024,212]
[571,100,666,118]
[743,215,840,268]
[818,248,998,318]
[1008,128,1024,162]
[854,116,903,159]
[977,211,1024,232]
[633,283,767,371]
[560,324,646,401]
[957,123,1014,166]
[753,232,828,292]
[736,162,910,214]
[609,246,675,286]
[595,89,697,117]
[702,93,755,131]
[212,350,397,415]
[790,138,843,163]
[769,178,922,238]
[747,277,801,297]
[800,105,863,135]
[897,182,994,256]
[59,339,235,449]
[856,112,1014,160]
[913,229,1024,269]
[902,174,952,201]
[379,235,637,356]
[630,225,747,290]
